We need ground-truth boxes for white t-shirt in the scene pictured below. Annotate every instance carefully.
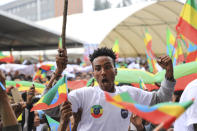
[174,79,197,131]
[68,85,153,131]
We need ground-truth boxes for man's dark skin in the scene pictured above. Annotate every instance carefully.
[55,46,175,131]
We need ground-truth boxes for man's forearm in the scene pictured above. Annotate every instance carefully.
[150,78,175,105]
[0,95,18,127]
[165,68,175,81]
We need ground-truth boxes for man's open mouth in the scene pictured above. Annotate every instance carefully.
[102,79,108,83]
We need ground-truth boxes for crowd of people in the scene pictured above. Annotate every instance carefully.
[0,47,196,131]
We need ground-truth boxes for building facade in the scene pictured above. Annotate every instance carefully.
[0,0,156,21]
[0,0,83,21]
[54,0,83,17]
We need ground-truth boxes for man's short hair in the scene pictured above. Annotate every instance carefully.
[89,47,116,66]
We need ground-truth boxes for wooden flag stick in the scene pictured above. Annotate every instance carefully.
[61,0,68,49]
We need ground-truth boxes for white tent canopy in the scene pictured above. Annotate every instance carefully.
[37,0,185,57]
[100,0,185,57]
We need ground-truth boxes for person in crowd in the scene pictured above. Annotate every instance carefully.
[0,71,22,131]
[174,79,197,131]
[20,85,40,131]
[44,47,175,131]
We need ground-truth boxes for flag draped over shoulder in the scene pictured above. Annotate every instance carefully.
[176,0,197,45]
[46,115,60,131]
[112,40,119,60]
[31,76,68,111]
[105,92,194,129]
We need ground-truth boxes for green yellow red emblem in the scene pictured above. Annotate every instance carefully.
[91,105,103,118]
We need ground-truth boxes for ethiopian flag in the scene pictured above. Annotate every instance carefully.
[166,28,176,58]
[139,78,147,90]
[173,41,184,66]
[46,115,60,131]
[31,76,68,111]
[0,51,14,63]
[105,92,193,129]
[144,29,155,58]
[112,40,119,60]
[176,0,197,45]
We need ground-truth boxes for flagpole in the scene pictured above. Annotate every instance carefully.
[61,0,71,130]
[61,0,68,49]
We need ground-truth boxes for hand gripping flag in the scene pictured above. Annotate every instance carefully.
[105,92,194,129]
[31,75,68,111]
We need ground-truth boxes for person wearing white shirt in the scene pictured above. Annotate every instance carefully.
[174,79,197,131]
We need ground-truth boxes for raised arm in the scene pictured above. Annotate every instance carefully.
[150,55,175,105]
[46,48,67,90]
[157,55,174,81]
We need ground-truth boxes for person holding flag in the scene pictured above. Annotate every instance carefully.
[43,47,176,131]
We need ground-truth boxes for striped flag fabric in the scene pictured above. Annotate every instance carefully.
[40,64,55,71]
[6,81,45,93]
[144,29,155,58]
[186,42,197,62]
[46,115,60,131]
[33,69,46,80]
[31,76,68,111]
[112,40,119,60]
[144,29,157,73]
[166,28,176,58]
[0,51,14,63]
[180,34,197,63]
[139,78,147,90]
[176,0,197,45]
[105,92,194,129]
[145,51,157,73]
[173,41,184,66]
